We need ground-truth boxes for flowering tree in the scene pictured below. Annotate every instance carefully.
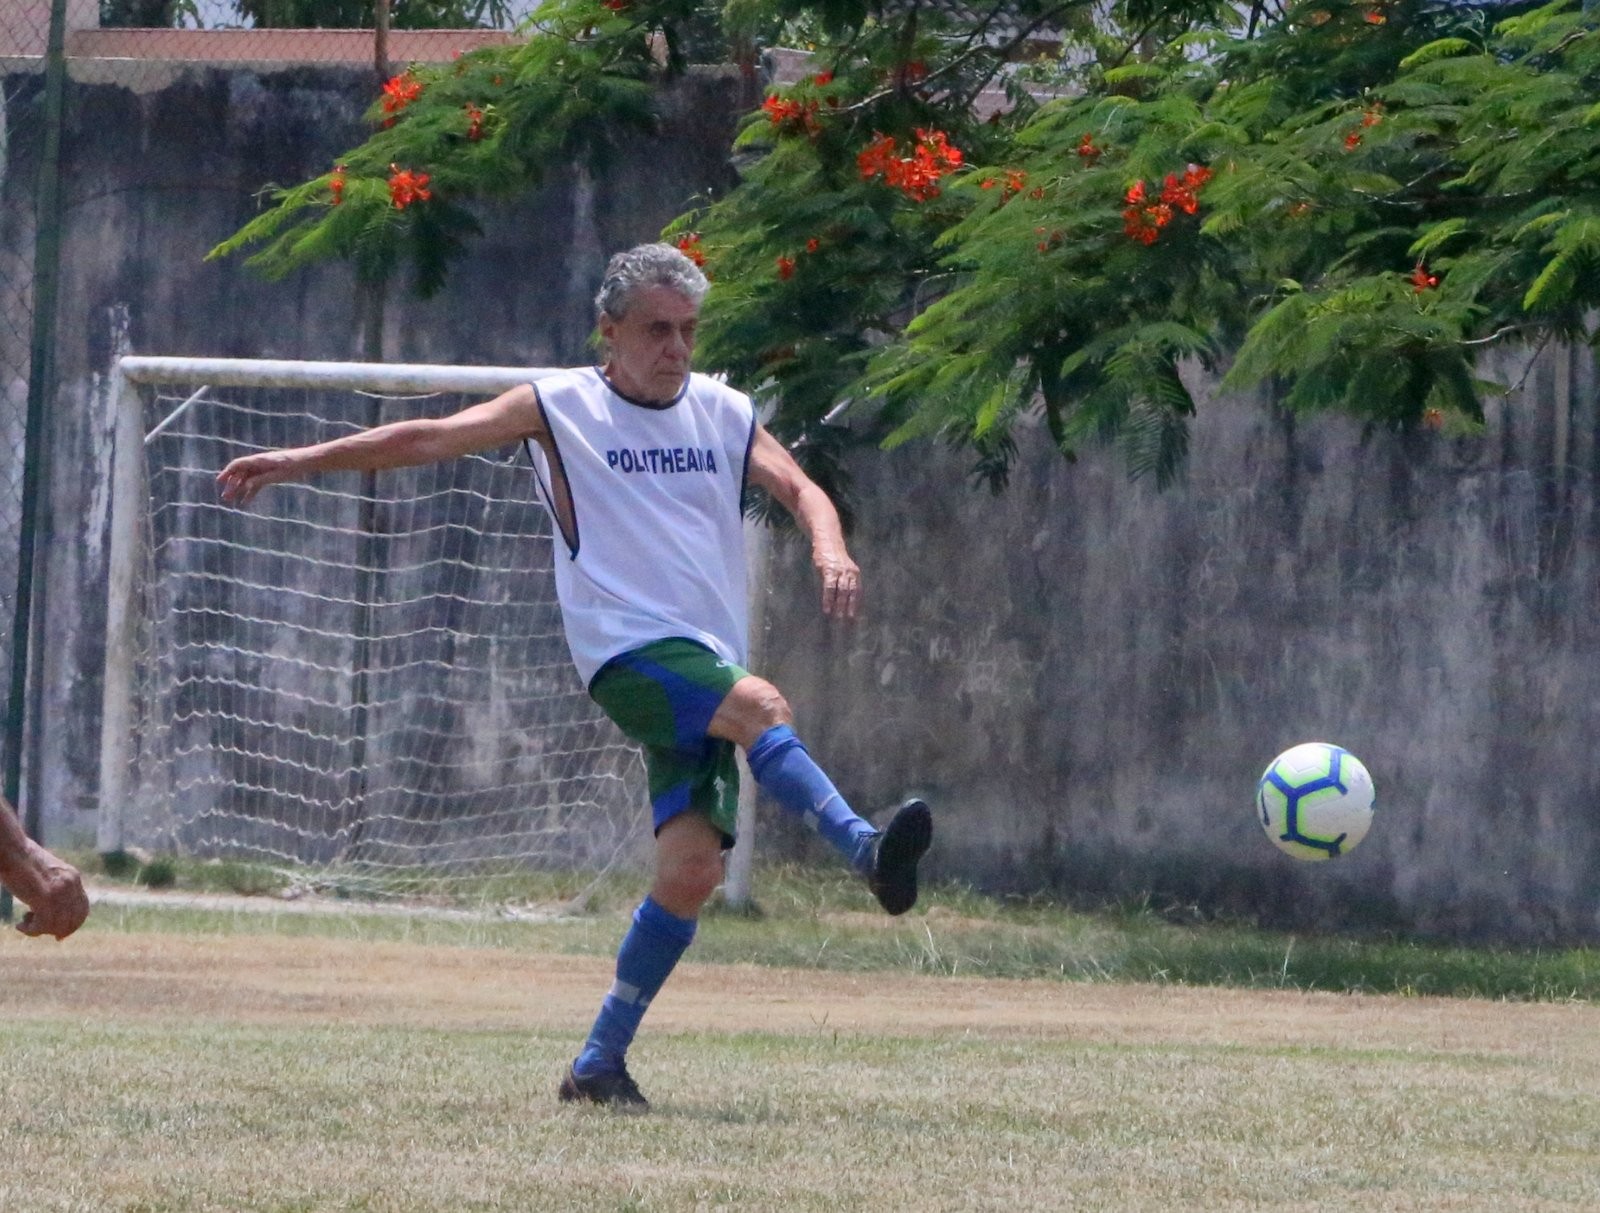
[727,0,1600,487]
[212,0,1600,491]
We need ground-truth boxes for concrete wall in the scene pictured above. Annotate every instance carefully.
[6,54,1598,941]
[760,350,1600,944]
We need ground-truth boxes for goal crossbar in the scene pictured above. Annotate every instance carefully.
[117,356,559,396]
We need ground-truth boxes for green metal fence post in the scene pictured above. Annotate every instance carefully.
[2,0,70,924]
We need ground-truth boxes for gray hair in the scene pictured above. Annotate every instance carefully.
[594,243,709,320]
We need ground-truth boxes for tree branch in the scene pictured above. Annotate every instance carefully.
[834,0,1085,117]
[1106,15,1169,72]
[1459,323,1534,348]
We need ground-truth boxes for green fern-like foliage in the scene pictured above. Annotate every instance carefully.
[845,0,1600,476]
[213,0,1600,487]
[209,0,666,294]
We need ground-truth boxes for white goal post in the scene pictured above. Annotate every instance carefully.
[96,355,758,905]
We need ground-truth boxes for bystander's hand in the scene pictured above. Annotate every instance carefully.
[14,839,90,940]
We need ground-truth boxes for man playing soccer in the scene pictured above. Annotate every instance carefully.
[216,242,933,1111]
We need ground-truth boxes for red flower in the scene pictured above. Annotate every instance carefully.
[1410,263,1439,292]
[763,93,819,135]
[381,70,423,119]
[763,94,801,124]
[857,130,963,201]
[980,178,997,190]
[1076,132,1101,162]
[603,0,627,9]
[776,255,797,280]
[1123,211,1162,245]
[1004,169,1027,196]
[928,129,962,170]
[1160,172,1204,216]
[465,103,484,141]
[1122,178,1182,244]
[329,164,346,206]
[1363,9,1386,22]
[675,233,707,267]
[894,60,928,87]
[805,237,820,253]
[857,132,897,181]
[813,70,833,86]
[387,164,432,210]
[1361,108,1383,128]
[1121,166,1211,244]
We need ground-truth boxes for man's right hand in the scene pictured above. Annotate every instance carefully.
[216,450,304,507]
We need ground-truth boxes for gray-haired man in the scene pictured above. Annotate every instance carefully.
[218,243,933,1110]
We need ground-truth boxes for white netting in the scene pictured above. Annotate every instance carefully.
[117,366,650,900]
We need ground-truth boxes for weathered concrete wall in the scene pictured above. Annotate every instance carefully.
[760,348,1600,944]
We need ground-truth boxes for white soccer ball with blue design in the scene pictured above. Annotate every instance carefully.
[1256,742,1376,861]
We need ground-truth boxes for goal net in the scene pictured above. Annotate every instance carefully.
[100,356,651,904]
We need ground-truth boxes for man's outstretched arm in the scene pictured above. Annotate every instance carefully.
[217,383,546,506]
[746,425,862,620]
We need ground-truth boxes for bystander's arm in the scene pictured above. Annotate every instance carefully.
[0,797,89,940]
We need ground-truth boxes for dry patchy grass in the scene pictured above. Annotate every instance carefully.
[0,919,1596,1212]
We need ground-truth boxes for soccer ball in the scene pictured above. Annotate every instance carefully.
[1255,742,1376,861]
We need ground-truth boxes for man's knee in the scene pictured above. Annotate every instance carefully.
[652,814,726,915]
[653,847,723,913]
[709,676,792,748]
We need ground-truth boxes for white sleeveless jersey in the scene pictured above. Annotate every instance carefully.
[524,367,757,685]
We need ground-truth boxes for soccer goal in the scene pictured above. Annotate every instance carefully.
[98,355,655,905]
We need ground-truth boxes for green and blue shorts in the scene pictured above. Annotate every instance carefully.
[588,637,750,848]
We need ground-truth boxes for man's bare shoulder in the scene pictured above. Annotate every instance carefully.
[532,367,600,394]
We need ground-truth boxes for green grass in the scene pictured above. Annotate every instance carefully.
[2,1011,1596,1212]
[78,860,1599,1003]
[6,863,1599,1212]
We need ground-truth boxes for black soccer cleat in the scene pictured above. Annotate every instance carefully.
[558,1063,650,1112]
[867,798,933,916]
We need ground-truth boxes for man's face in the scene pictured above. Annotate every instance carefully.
[599,285,700,404]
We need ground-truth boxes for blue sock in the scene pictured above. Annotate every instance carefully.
[746,724,879,872]
[573,896,697,1078]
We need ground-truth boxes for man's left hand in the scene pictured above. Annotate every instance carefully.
[816,553,862,620]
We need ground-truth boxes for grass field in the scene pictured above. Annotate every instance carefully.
[1,871,1596,1213]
